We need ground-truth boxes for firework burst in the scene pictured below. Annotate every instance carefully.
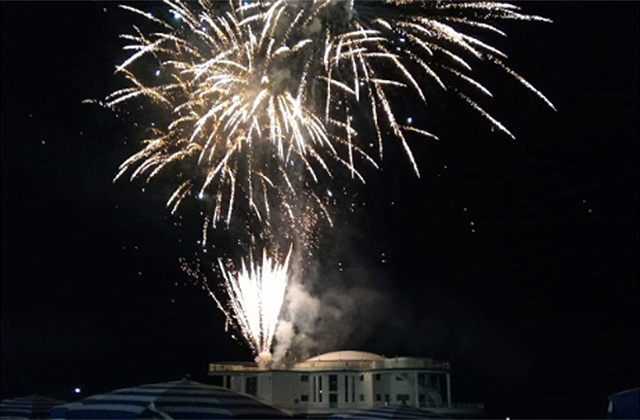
[104,0,554,357]
[182,245,292,364]
[96,0,554,244]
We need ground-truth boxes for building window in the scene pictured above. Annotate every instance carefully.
[313,376,316,403]
[294,398,298,404]
[429,374,439,389]
[376,394,381,401]
[359,374,364,381]
[301,394,309,402]
[300,375,309,382]
[351,375,355,403]
[329,393,338,408]
[329,375,338,392]
[375,374,381,381]
[385,394,390,403]
[344,376,349,402]
[396,394,410,402]
[396,375,404,381]
[419,394,426,407]
[245,376,257,396]
[360,394,364,402]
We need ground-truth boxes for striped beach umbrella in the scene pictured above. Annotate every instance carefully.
[329,404,446,419]
[50,379,290,419]
[607,388,640,419]
[0,395,66,420]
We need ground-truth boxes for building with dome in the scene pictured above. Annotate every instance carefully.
[208,350,483,417]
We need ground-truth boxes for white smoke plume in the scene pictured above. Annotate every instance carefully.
[270,255,398,367]
[271,277,321,366]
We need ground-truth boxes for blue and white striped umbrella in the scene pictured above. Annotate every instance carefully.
[50,379,290,419]
[0,395,66,420]
[329,404,446,419]
[607,388,639,419]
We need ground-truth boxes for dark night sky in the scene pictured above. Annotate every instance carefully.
[1,2,638,418]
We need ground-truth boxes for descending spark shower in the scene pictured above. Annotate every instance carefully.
[100,0,554,362]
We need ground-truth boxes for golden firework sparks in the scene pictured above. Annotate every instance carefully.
[183,245,292,362]
[107,1,555,356]
[97,0,553,244]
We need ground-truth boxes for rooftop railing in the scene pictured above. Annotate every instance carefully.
[208,362,260,372]
[208,357,451,373]
[293,357,450,371]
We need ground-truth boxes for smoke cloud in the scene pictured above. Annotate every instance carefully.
[271,249,417,367]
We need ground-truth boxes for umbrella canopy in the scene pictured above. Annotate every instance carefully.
[607,388,640,419]
[329,404,446,419]
[0,395,66,420]
[50,379,290,419]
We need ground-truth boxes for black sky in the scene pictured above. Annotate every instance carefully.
[1,2,638,418]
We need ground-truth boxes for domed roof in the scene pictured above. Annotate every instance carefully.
[305,350,384,362]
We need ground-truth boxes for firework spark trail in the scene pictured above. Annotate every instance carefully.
[104,1,555,358]
[182,246,292,364]
[97,0,554,245]
[217,246,291,363]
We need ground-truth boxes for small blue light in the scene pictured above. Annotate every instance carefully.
[74,388,81,394]
[155,69,160,76]
[406,116,413,124]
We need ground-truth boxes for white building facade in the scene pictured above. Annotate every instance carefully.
[208,350,482,417]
